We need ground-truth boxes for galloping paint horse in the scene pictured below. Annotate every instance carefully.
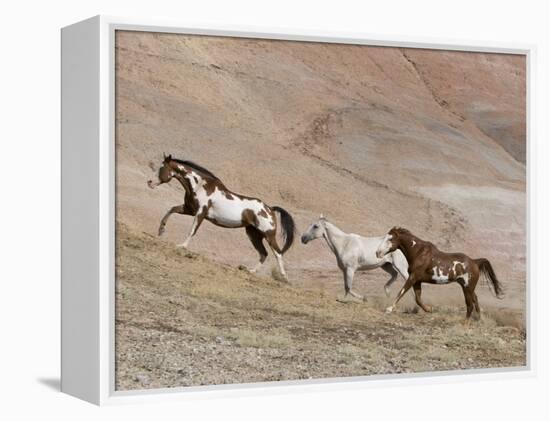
[148,154,296,279]
[376,227,504,319]
[301,216,409,302]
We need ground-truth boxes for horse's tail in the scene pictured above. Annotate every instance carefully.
[272,206,296,254]
[475,258,504,299]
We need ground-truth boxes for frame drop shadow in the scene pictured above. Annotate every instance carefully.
[37,377,60,392]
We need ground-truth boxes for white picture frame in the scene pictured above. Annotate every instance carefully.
[61,15,535,405]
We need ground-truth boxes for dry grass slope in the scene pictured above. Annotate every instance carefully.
[116,223,526,390]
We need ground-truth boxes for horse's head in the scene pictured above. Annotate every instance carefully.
[376,227,402,258]
[147,154,176,189]
[301,214,327,244]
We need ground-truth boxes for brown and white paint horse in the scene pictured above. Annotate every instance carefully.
[148,154,296,279]
[376,227,504,319]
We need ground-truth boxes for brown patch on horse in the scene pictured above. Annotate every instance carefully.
[245,226,268,260]
[258,208,268,218]
[264,229,282,254]
[197,201,210,220]
[183,194,199,215]
[203,178,231,196]
[241,209,259,226]
[170,172,200,215]
[203,179,217,195]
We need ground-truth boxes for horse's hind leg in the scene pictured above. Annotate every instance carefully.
[462,286,475,321]
[381,263,398,297]
[158,204,186,236]
[472,292,481,320]
[245,226,268,273]
[470,273,481,319]
[264,231,288,280]
[413,283,432,313]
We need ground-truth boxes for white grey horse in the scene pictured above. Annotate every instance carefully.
[301,215,409,302]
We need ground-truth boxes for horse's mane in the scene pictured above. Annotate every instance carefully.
[390,226,413,236]
[171,158,220,181]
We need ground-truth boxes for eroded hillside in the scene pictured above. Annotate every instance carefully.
[115,31,526,313]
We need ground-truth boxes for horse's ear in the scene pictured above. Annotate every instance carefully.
[319,213,326,220]
[163,152,167,159]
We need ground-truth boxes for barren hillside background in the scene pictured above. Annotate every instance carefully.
[114,31,526,389]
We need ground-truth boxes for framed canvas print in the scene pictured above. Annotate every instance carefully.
[61,16,534,405]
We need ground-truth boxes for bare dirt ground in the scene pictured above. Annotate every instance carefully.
[114,31,527,390]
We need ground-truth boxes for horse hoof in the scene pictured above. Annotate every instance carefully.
[158,227,165,236]
[336,294,350,303]
[462,320,472,327]
[337,295,361,304]
[176,243,188,249]
[385,307,394,314]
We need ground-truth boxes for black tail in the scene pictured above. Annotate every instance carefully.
[272,206,296,254]
[475,258,504,299]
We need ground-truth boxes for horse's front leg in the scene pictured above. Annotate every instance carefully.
[158,204,187,236]
[384,252,409,296]
[386,275,416,313]
[338,267,364,303]
[177,209,206,249]
[413,283,432,313]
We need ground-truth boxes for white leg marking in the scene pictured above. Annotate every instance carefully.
[274,252,287,279]
[249,261,264,273]
[178,215,201,248]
